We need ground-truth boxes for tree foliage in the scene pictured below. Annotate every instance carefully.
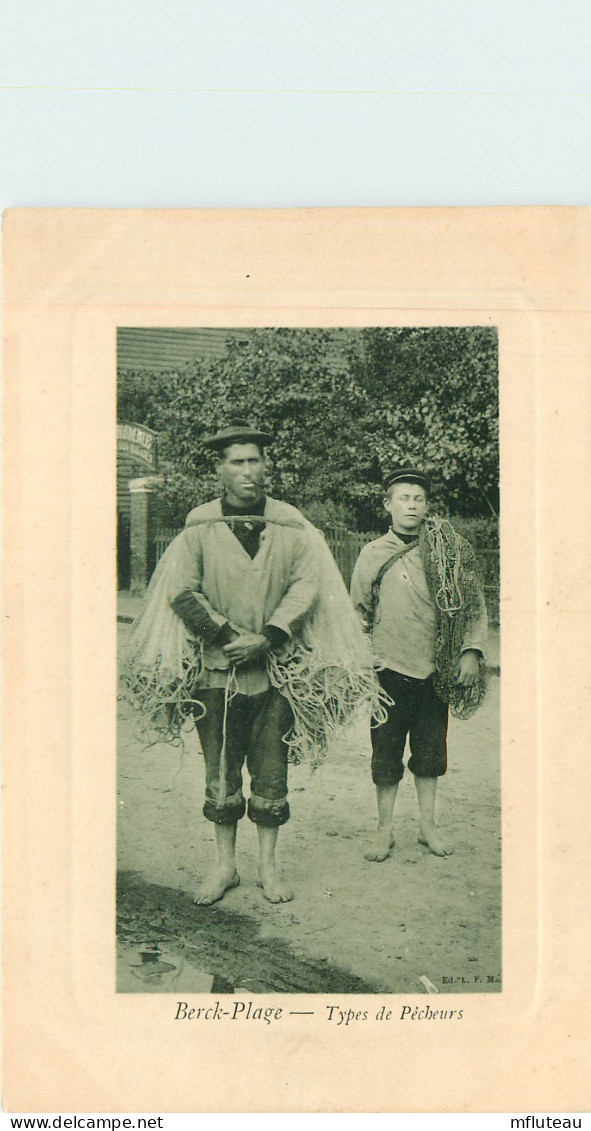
[117,326,498,530]
[347,327,499,517]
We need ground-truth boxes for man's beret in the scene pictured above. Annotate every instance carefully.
[202,417,274,451]
[383,465,431,492]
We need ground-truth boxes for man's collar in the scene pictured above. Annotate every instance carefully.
[221,492,266,516]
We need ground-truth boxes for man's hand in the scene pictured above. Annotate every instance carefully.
[456,649,481,687]
[222,632,271,665]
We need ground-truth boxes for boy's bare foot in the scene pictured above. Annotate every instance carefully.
[257,865,293,903]
[418,829,454,857]
[194,870,240,905]
[364,827,395,862]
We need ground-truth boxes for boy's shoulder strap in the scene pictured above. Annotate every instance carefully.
[372,539,418,589]
[369,539,419,623]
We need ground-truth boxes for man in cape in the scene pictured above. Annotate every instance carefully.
[350,466,488,862]
[125,419,385,906]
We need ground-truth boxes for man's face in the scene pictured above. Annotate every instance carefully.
[218,442,266,506]
[384,480,428,533]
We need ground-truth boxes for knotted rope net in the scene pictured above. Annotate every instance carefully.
[419,516,488,719]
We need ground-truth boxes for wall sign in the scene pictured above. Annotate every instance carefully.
[117,423,158,469]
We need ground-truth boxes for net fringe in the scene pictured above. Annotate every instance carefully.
[267,639,391,768]
[120,648,206,748]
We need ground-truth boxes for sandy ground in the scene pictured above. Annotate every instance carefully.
[117,623,501,995]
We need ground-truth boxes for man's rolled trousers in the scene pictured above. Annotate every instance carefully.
[124,419,387,903]
[167,493,319,829]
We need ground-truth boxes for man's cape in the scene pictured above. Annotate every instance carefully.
[122,501,389,765]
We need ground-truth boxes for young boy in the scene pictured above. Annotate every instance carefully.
[350,466,488,860]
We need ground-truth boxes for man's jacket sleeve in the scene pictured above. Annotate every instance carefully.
[166,527,234,645]
[264,528,320,639]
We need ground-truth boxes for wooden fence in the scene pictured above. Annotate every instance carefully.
[153,529,182,565]
[152,526,500,624]
[323,530,499,623]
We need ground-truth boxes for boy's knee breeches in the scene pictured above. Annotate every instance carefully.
[371,668,449,784]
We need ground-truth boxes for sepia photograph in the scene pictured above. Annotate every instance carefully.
[5,205,588,1113]
[116,324,500,997]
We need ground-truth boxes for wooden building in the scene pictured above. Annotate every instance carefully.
[117,326,355,373]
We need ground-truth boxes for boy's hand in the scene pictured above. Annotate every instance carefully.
[456,649,480,686]
[222,632,270,665]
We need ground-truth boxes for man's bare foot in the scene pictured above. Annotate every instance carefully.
[257,866,293,903]
[364,827,395,862]
[194,870,240,905]
[418,829,454,857]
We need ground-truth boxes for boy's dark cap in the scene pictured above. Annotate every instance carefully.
[202,417,273,451]
[384,466,431,492]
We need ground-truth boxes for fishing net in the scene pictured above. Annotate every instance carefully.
[267,521,391,766]
[419,516,488,719]
[120,546,208,745]
[120,511,390,761]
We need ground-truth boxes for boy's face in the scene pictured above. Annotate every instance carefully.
[384,480,428,534]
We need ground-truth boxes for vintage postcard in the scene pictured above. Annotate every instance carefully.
[3,207,590,1112]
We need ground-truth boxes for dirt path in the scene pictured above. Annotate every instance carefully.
[117,625,501,995]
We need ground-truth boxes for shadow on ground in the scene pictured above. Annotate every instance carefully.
[117,870,380,994]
